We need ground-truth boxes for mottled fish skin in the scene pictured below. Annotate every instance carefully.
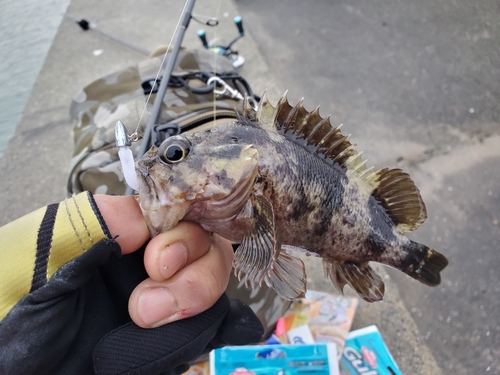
[188,123,410,267]
[135,93,448,302]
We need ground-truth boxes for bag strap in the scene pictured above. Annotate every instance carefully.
[152,107,239,146]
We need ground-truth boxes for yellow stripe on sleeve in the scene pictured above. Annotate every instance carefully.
[47,193,109,280]
[0,206,46,320]
[0,193,111,321]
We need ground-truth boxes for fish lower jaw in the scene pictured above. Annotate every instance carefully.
[142,203,189,236]
[139,189,201,236]
[143,210,170,236]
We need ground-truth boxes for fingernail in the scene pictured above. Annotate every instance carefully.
[138,287,178,326]
[159,242,188,279]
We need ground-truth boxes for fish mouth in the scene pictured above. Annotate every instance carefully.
[135,161,190,236]
[135,168,167,236]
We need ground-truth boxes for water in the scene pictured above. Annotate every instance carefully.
[0,0,70,159]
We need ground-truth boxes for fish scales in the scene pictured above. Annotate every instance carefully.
[135,93,448,302]
[254,129,410,268]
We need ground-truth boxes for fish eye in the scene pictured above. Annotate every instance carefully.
[158,136,191,164]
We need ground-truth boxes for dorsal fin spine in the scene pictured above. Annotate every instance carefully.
[358,166,374,180]
[278,91,289,107]
[332,143,357,164]
[345,153,365,175]
[341,151,362,169]
[307,115,331,146]
[255,90,267,122]
[242,94,254,120]
[317,126,340,152]
[283,98,303,132]
[276,96,295,131]
[325,135,351,158]
[319,126,338,144]
[256,90,279,128]
[293,106,316,137]
[352,157,367,172]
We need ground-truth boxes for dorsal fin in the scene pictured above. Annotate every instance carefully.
[254,91,280,132]
[250,92,376,187]
[242,94,257,122]
[248,92,427,232]
[369,168,427,232]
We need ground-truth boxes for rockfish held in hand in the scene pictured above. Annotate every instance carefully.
[135,92,448,302]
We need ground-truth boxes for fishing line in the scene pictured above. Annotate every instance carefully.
[116,1,191,193]
[212,0,223,123]
[131,0,190,140]
[117,0,226,193]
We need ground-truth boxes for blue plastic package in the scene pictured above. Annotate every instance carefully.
[210,343,339,375]
[339,326,402,375]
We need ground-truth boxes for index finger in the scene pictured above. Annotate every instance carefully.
[143,221,213,281]
[93,195,150,254]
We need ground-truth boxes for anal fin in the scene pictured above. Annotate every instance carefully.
[324,261,385,302]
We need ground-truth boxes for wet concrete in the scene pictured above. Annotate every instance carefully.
[235,0,500,373]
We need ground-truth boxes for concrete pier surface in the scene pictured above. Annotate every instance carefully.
[1,0,498,373]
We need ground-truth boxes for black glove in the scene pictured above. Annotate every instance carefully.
[0,238,263,375]
[94,293,264,375]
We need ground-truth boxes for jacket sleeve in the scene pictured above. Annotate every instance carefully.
[0,192,112,321]
[0,192,130,375]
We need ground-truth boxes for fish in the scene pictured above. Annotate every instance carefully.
[135,92,448,302]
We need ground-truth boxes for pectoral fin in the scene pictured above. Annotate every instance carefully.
[324,261,385,302]
[233,195,280,288]
[233,195,307,300]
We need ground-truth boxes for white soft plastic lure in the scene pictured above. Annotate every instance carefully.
[115,120,139,191]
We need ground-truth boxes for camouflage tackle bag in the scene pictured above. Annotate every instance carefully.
[68,48,253,195]
[67,48,289,339]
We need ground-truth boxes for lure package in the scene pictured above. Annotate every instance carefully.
[339,326,401,375]
[183,292,403,375]
[278,290,358,358]
[210,343,339,375]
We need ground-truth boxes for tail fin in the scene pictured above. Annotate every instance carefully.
[406,243,448,286]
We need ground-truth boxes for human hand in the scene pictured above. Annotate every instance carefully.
[93,195,264,375]
[94,195,234,328]
[0,193,263,375]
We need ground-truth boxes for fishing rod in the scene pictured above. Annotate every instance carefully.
[116,0,196,195]
[137,0,196,159]
[115,0,247,195]
[134,0,246,160]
